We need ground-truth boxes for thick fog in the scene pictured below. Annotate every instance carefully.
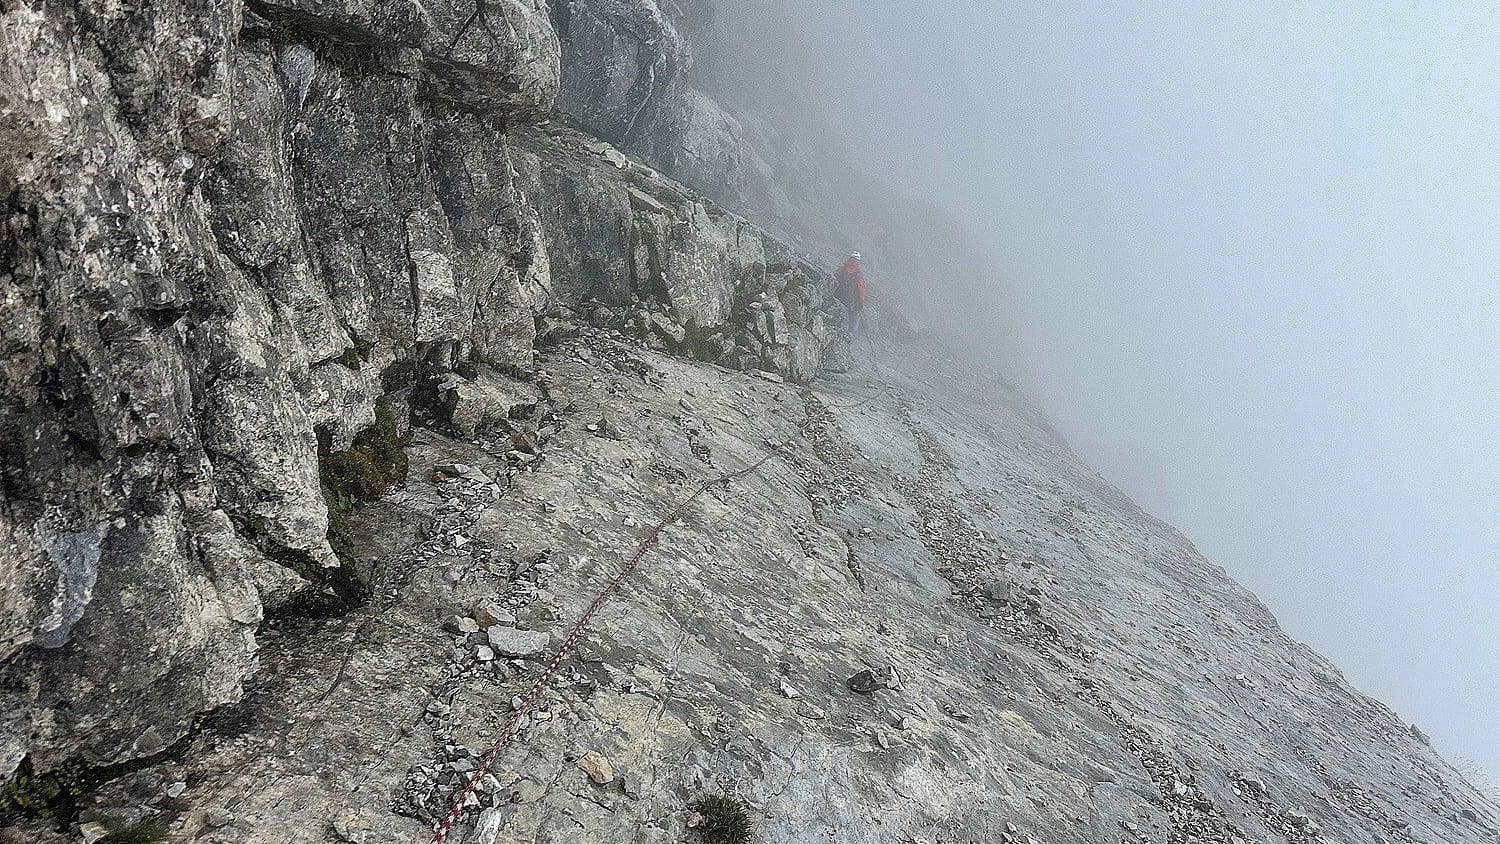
[714,2,1500,780]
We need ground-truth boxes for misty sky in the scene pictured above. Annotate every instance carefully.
[745,2,1500,777]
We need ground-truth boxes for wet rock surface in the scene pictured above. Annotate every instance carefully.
[18,327,1491,843]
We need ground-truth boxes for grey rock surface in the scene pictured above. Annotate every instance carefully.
[5,2,1495,844]
[34,328,1490,844]
[0,0,843,782]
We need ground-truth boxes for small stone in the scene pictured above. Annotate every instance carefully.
[475,645,496,662]
[80,822,111,844]
[796,701,828,720]
[473,600,516,628]
[444,616,481,635]
[165,781,187,798]
[777,679,802,699]
[486,626,549,658]
[595,416,626,440]
[204,808,234,828]
[984,578,1014,603]
[1286,811,1321,835]
[468,808,505,844]
[576,751,615,784]
[437,463,491,484]
[848,666,899,694]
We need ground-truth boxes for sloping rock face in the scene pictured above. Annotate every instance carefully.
[0,0,842,781]
[549,0,792,246]
[25,329,1494,844]
[515,124,841,381]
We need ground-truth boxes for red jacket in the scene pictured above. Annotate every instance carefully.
[836,258,867,306]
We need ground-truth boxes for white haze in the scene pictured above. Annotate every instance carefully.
[716,1,1500,780]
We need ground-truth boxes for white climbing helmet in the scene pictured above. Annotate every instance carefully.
[850,251,862,261]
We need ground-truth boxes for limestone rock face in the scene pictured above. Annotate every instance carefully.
[552,0,690,144]
[0,0,564,775]
[516,124,842,382]
[550,0,784,233]
[0,0,844,780]
[1,0,267,776]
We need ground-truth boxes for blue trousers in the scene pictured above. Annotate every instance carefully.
[848,306,863,335]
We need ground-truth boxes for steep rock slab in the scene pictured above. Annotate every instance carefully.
[82,330,1500,844]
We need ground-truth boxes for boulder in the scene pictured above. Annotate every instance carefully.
[439,374,540,438]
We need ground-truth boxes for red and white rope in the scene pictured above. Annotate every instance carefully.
[430,444,788,843]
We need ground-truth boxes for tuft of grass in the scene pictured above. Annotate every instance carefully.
[690,794,753,844]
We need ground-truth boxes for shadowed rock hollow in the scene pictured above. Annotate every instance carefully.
[1,0,1497,842]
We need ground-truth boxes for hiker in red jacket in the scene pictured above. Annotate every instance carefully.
[834,252,867,334]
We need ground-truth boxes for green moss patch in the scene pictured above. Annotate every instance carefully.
[301,397,409,612]
[0,760,86,823]
[320,398,407,514]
